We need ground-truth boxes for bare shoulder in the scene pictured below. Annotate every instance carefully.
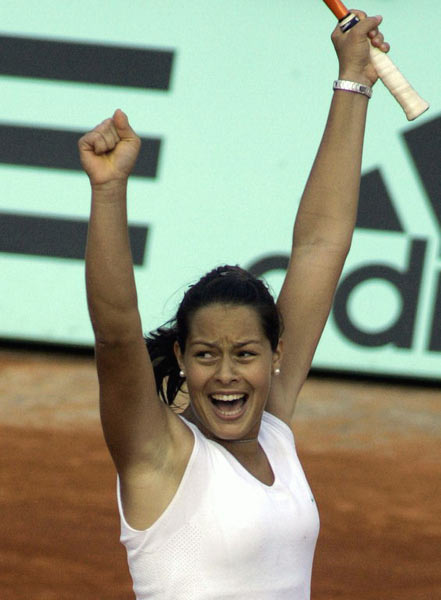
[119,410,195,530]
[95,333,195,529]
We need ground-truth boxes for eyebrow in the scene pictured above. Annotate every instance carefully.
[189,339,262,347]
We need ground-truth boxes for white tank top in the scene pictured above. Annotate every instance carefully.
[117,411,320,600]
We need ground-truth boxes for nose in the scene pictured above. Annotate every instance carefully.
[215,356,239,384]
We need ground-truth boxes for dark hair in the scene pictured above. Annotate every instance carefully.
[145,265,282,406]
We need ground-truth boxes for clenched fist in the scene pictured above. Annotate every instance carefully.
[78,109,141,187]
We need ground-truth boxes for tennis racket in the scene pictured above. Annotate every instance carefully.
[323,0,429,120]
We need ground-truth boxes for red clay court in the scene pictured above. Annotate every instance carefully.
[1,348,440,599]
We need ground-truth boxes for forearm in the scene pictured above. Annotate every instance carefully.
[86,181,141,342]
[293,88,368,252]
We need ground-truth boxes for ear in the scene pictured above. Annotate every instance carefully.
[173,340,184,371]
[272,338,283,373]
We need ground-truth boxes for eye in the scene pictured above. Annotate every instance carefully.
[237,350,256,359]
[195,350,214,359]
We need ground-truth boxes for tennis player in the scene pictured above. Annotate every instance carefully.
[79,11,388,599]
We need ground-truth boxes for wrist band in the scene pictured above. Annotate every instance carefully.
[333,79,372,99]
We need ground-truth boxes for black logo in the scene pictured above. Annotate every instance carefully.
[0,34,175,264]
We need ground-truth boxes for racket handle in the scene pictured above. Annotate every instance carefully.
[338,12,429,121]
[368,45,429,121]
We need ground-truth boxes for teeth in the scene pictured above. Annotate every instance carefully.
[211,394,245,402]
[216,404,244,416]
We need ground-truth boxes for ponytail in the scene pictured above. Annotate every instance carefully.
[144,323,185,406]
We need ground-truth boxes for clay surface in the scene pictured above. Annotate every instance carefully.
[1,348,439,599]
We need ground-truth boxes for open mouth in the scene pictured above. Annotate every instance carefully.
[209,393,248,419]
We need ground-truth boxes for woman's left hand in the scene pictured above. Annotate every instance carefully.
[332,10,390,87]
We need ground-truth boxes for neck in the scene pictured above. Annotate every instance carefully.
[225,436,258,444]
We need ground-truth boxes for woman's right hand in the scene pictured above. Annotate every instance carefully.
[78,109,141,188]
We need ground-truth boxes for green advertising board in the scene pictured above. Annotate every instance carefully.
[1,1,440,380]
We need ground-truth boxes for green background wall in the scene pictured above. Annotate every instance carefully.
[1,1,440,379]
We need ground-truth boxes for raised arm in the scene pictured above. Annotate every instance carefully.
[80,110,189,483]
[268,12,389,422]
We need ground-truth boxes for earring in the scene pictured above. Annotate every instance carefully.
[274,368,280,376]
[179,370,185,378]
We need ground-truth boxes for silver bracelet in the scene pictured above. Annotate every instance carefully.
[333,79,372,99]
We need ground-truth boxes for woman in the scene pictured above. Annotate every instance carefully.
[79,11,389,599]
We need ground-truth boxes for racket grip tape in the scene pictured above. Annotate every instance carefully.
[368,45,429,121]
